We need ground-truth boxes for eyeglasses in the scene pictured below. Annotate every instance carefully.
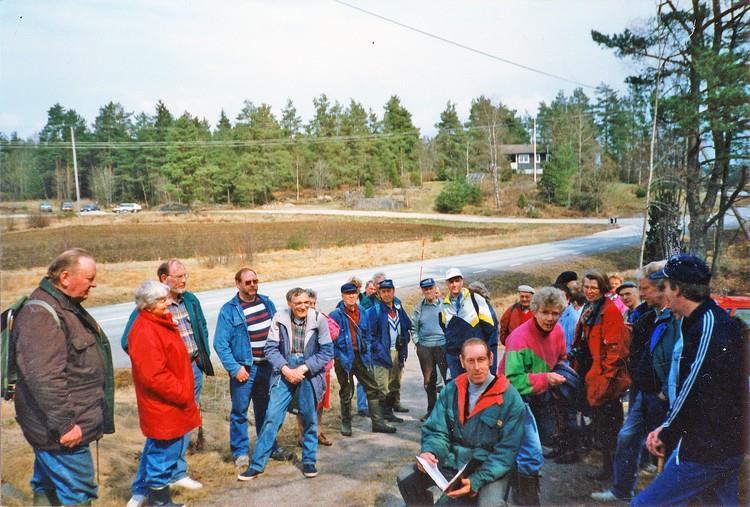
[169,273,188,280]
[243,279,259,285]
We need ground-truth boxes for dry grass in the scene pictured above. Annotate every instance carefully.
[0,223,603,307]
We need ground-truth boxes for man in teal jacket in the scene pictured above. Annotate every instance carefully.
[396,338,525,506]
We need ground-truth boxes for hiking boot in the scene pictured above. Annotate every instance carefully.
[303,464,318,478]
[382,400,403,423]
[270,447,294,461]
[237,468,263,481]
[234,455,249,468]
[369,400,397,433]
[511,472,540,506]
[340,403,353,437]
[542,444,563,459]
[392,403,410,413]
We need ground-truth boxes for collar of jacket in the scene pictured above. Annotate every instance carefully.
[138,309,179,331]
[39,277,76,310]
[378,299,402,313]
[444,287,469,306]
[583,297,607,326]
[454,372,509,426]
[276,308,319,335]
[683,298,715,330]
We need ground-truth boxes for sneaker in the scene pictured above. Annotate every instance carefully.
[238,468,263,481]
[234,455,249,468]
[170,476,203,490]
[591,490,629,502]
[270,447,294,461]
[302,464,318,478]
[126,494,145,507]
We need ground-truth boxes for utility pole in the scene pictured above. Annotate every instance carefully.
[70,127,81,214]
[532,116,538,183]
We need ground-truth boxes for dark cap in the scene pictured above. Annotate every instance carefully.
[340,282,358,294]
[615,281,638,294]
[649,253,711,284]
[378,279,395,289]
[554,271,578,286]
[419,277,436,288]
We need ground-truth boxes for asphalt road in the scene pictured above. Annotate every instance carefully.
[91,222,642,368]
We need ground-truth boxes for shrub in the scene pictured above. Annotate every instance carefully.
[435,181,481,214]
[571,193,602,213]
[27,213,51,229]
[517,193,527,209]
[634,186,647,198]
[286,233,308,250]
[364,181,375,198]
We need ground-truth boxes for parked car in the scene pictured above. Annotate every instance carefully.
[60,201,74,212]
[112,202,142,214]
[714,295,750,327]
[81,203,101,212]
[159,202,190,214]
[39,202,53,213]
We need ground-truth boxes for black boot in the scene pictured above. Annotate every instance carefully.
[382,400,404,423]
[145,487,183,507]
[340,402,352,436]
[555,429,581,464]
[369,400,397,433]
[32,490,60,506]
[516,474,541,506]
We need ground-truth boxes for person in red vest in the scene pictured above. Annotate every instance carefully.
[499,285,535,345]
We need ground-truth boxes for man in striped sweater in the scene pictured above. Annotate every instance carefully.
[500,286,568,505]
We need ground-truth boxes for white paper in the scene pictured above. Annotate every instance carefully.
[415,456,468,492]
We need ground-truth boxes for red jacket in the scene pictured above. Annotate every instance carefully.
[129,310,201,440]
[572,297,631,407]
[499,303,533,345]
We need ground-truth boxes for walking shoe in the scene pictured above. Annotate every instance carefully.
[126,494,145,507]
[591,490,629,502]
[318,432,333,446]
[237,468,263,481]
[270,447,294,461]
[302,464,318,478]
[392,404,410,413]
[170,476,203,490]
[234,455,249,468]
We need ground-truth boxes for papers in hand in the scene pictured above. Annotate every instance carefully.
[415,456,472,492]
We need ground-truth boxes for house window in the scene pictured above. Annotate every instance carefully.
[535,154,541,163]
[518,154,530,164]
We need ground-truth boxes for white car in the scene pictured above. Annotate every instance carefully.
[112,202,142,214]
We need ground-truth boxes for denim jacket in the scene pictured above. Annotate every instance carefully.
[213,293,276,378]
[329,301,372,372]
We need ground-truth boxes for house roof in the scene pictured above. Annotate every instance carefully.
[499,144,548,154]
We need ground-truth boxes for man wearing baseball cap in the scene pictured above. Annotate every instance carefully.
[440,268,498,379]
[411,278,447,421]
[499,285,536,346]
[631,254,745,506]
[615,281,641,324]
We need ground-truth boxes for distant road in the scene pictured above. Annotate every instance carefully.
[91,222,642,368]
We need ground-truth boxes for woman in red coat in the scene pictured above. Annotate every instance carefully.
[128,280,201,507]
[572,270,631,481]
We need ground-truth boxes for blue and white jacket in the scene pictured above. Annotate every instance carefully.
[264,308,334,404]
[213,293,276,378]
[329,301,372,373]
[367,299,412,368]
[659,298,744,463]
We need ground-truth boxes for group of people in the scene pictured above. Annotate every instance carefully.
[8,247,746,507]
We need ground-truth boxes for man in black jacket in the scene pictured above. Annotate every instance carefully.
[632,254,746,506]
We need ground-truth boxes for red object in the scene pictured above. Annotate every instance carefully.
[128,310,201,440]
[572,298,632,407]
[713,295,750,326]
[318,367,332,411]
[499,304,534,345]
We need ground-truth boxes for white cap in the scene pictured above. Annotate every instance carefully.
[445,267,464,280]
[517,284,535,294]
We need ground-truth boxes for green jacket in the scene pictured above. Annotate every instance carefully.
[421,373,524,493]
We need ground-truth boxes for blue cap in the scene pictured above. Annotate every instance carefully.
[340,282,358,294]
[378,279,395,289]
[419,277,436,288]
[649,253,711,284]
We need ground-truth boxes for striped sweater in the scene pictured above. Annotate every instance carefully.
[500,318,567,396]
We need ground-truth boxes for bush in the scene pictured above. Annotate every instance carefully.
[27,213,51,229]
[286,233,308,250]
[634,186,647,198]
[364,181,375,198]
[571,193,602,213]
[517,193,527,209]
[434,181,481,214]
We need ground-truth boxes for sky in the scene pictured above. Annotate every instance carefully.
[0,0,657,139]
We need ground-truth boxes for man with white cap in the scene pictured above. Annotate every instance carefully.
[439,268,498,379]
[499,285,536,346]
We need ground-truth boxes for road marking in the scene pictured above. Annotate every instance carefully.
[472,269,488,274]
[543,256,555,260]
[509,262,523,267]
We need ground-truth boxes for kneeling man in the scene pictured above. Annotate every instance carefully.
[397,338,525,506]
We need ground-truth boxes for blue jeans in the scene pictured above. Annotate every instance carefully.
[445,352,464,380]
[356,382,368,412]
[192,360,203,404]
[31,445,97,505]
[250,355,318,470]
[229,361,277,459]
[611,391,668,499]
[131,436,189,494]
[516,403,544,476]
[631,453,743,507]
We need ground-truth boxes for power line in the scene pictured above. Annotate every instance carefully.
[334,0,596,89]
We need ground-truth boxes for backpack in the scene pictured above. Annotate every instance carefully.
[1,296,61,400]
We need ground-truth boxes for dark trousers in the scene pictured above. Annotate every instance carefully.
[416,343,448,413]
[528,394,557,446]
[592,398,624,469]
[397,463,509,506]
[334,351,382,404]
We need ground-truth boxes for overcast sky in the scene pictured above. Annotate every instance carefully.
[0,0,656,138]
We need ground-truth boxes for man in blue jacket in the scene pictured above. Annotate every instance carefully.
[238,287,333,480]
[213,268,292,470]
[632,254,746,506]
[367,279,412,424]
[329,283,396,435]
